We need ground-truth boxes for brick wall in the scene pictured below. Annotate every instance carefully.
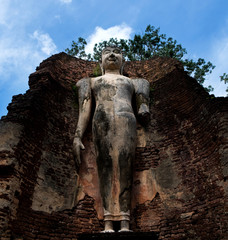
[0,53,227,239]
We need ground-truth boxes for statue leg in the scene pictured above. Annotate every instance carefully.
[92,110,114,215]
[93,110,136,230]
[117,113,136,216]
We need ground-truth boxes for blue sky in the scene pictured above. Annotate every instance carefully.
[0,0,228,117]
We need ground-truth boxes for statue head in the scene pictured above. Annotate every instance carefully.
[101,46,123,74]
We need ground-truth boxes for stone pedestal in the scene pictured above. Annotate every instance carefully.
[77,232,158,240]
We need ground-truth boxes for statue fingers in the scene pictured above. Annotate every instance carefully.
[75,147,81,167]
[72,142,81,168]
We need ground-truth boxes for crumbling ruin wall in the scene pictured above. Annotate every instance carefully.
[0,53,227,239]
[126,60,228,239]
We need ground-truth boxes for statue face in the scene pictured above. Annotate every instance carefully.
[101,47,123,72]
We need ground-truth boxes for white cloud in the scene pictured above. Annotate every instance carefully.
[0,0,9,26]
[0,30,57,98]
[59,0,72,4]
[85,23,133,54]
[0,1,61,117]
[0,35,46,91]
[32,30,57,55]
[204,36,228,96]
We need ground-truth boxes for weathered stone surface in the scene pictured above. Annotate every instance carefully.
[74,47,150,232]
[0,121,23,238]
[0,52,227,239]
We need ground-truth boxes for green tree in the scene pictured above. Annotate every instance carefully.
[220,73,228,95]
[65,25,216,92]
[65,37,92,60]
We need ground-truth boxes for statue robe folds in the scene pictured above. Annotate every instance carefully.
[76,76,150,222]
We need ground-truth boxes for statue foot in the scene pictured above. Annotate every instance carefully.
[101,229,115,233]
[102,220,114,233]
[118,229,133,232]
[118,220,132,232]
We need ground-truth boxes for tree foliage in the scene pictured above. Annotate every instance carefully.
[220,73,228,95]
[65,25,217,92]
[65,37,92,60]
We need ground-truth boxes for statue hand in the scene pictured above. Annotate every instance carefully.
[73,137,85,168]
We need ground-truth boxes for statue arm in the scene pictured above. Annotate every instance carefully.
[132,78,150,123]
[73,78,92,168]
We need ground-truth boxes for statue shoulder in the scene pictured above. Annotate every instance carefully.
[131,78,149,83]
[76,77,91,88]
[131,78,149,93]
[76,78,92,99]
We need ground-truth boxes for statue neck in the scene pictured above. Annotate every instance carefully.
[104,69,121,75]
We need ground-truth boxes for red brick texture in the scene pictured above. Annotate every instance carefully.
[0,53,227,239]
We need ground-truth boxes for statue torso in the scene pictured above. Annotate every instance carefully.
[91,74,135,115]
